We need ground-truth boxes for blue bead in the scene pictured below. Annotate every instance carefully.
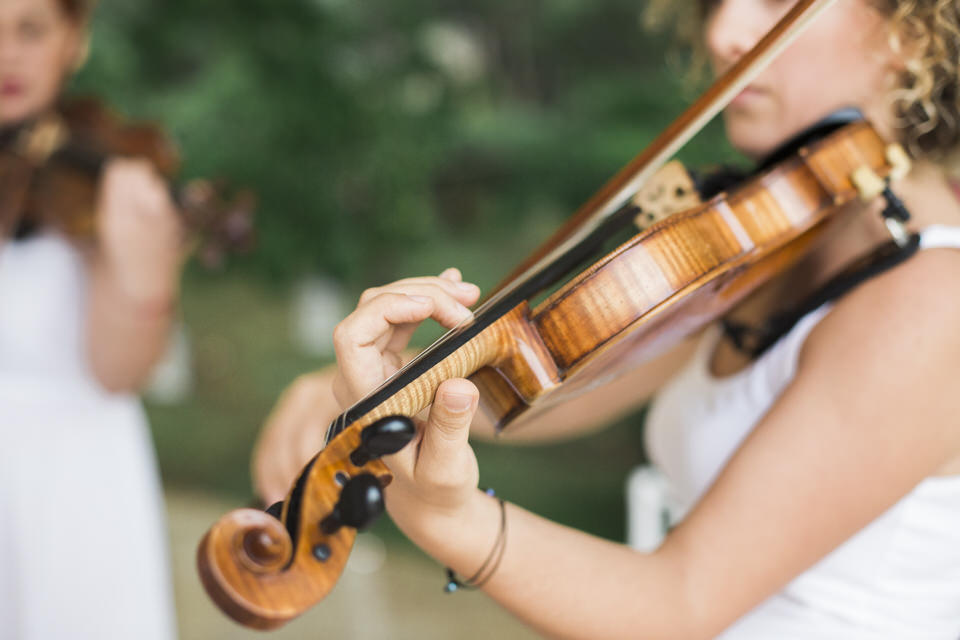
[444,582,458,593]
[484,488,496,496]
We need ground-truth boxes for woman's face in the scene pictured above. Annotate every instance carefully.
[0,0,82,125]
[705,0,898,160]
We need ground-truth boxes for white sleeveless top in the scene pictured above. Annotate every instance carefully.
[0,234,176,639]
[645,225,960,639]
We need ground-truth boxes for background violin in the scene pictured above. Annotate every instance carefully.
[0,96,255,267]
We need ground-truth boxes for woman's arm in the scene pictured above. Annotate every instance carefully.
[86,158,183,392]
[348,250,960,639]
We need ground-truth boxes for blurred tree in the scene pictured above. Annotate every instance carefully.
[80,1,742,513]
[74,0,738,288]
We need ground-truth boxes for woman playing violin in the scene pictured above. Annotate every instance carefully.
[257,0,960,637]
[0,0,180,637]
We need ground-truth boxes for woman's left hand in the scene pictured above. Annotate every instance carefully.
[95,157,183,304]
[381,377,483,546]
[329,270,484,545]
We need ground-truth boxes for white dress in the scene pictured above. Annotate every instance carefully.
[645,226,960,639]
[0,233,176,639]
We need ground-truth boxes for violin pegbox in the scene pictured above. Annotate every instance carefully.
[631,160,702,231]
[196,415,414,629]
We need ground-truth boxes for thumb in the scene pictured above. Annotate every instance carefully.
[418,379,478,473]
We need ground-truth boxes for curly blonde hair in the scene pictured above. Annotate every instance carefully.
[644,0,960,161]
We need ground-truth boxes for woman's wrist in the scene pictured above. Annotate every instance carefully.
[93,255,179,319]
[402,488,505,579]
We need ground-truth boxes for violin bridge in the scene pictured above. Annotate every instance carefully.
[631,160,701,231]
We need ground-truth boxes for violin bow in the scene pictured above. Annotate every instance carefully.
[487,0,839,299]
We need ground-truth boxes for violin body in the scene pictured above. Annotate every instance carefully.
[197,119,904,629]
[0,97,254,265]
[475,121,890,427]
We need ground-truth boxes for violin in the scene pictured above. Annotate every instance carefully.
[0,96,255,267]
[196,0,912,628]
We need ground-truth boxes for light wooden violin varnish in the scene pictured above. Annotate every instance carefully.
[196,0,905,622]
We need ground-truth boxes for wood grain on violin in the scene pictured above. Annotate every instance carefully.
[198,119,901,628]
[197,0,885,626]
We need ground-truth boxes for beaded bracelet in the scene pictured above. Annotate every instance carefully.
[443,489,507,593]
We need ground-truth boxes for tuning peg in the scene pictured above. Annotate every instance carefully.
[320,473,384,534]
[349,415,416,466]
[265,501,283,520]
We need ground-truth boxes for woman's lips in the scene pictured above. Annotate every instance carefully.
[1,79,25,97]
[730,85,766,107]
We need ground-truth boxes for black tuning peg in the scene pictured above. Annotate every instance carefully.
[264,501,283,520]
[320,473,384,534]
[350,415,416,466]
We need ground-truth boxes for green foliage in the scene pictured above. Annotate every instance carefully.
[80,1,744,536]
[76,0,739,287]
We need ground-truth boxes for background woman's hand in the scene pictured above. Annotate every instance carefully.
[95,157,183,305]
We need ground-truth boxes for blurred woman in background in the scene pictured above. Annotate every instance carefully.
[0,0,181,637]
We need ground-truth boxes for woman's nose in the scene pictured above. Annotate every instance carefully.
[704,0,767,72]
[0,34,21,65]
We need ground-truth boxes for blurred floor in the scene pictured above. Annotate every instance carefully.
[168,490,540,640]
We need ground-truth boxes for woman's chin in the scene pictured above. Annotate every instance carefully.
[0,94,53,126]
[0,105,35,126]
[723,118,782,162]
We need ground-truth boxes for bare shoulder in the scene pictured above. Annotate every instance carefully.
[805,247,960,363]
[660,248,960,635]
[798,246,960,464]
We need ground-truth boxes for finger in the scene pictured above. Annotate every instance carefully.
[351,289,472,352]
[416,379,479,481]
[360,277,479,308]
[334,293,439,399]
[380,419,424,482]
[374,295,471,360]
[440,267,462,282]
[374,284,475,327]
[376,287,477,355]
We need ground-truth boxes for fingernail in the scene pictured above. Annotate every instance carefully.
[442,392,473,412]
[408,295,431,304]
[456,282,477,292]
[441,268,461,280]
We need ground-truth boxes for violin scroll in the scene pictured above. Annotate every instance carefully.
[197,417,404,629]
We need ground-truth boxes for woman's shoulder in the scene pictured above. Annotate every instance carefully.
[798,243,960,408]
[782,244,960,474]
[814,245,960,347]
